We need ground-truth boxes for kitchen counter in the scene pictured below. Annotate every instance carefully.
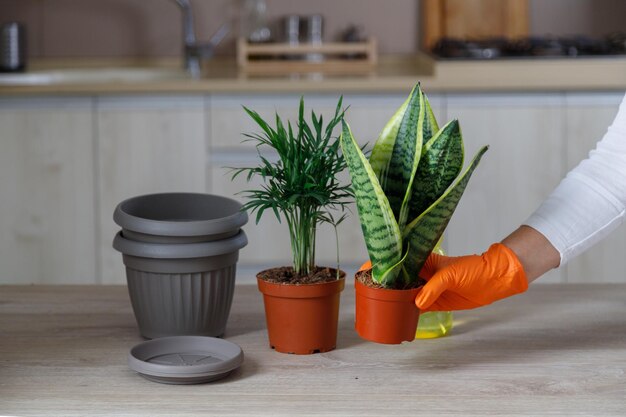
[1,55,625,95]
[1,283,625,416]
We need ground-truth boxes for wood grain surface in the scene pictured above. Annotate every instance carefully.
[1,283,626,416]
[422,0,529,49]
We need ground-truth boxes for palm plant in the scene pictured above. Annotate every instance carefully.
[341,84,488,289]
[233,97,352,277]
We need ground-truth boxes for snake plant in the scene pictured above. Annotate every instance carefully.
[341,84,488,288]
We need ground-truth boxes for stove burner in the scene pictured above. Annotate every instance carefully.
[432,35,626,59]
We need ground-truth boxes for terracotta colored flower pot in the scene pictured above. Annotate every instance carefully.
[354,273,422,344]
[257,270,346,355]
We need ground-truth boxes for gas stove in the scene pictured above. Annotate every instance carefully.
[431,34,626,59]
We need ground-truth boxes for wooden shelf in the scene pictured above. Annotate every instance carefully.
[237,38,378,74]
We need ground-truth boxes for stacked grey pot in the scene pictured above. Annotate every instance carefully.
[112,193,248,339]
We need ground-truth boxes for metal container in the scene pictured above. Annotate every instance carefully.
[283,15,301,45]
[305,15,324,61]
[306,15,323,45]
[1,22,26,72]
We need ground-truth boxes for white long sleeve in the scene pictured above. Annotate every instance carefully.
[525,93,626,265]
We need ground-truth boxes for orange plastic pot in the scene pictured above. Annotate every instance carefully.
[257,270,345,355]
[354,272,422,344]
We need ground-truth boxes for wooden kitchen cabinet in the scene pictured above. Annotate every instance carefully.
[1,92,623,285]
[563,93,626,283]
[0,98,96,284]
[444,94,566,283]
[97,96,207,284]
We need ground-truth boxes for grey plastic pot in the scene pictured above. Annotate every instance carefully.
[113,230,248,339]
[113,193,248,244]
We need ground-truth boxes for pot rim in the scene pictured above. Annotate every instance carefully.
[257,267,346,299]
[354,273,422,302]
[113,229,248,259]
[113,192,248,237]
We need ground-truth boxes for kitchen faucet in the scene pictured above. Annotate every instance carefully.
[172,0,229,77]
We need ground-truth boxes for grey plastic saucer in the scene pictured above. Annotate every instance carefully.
[128,336,244,385]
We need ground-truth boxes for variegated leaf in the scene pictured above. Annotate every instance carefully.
[340,120,403,284]
[369,85,423,223]
[403,146,489,279]
[423,92,439,142]
[369,88,412,182]
[408,119,464,221]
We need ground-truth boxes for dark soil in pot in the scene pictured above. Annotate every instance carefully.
[257,266,340,285]
[355,268,425,290]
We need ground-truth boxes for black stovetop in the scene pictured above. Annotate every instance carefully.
[431,33,626,59]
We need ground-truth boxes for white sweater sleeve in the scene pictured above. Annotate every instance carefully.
[524,93,626,265]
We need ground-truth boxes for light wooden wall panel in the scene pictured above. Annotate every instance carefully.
[96,96,207,284]
[0,98,96,284]
[444,94,566,283]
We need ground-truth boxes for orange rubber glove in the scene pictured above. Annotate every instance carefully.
[415,243,529,312]
[359,243,528,312]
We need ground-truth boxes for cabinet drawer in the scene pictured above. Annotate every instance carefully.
[208,94,444,150]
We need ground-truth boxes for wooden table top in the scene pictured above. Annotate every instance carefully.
[1,283,626,416]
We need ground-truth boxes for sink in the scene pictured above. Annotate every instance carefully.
[0,67,191,86]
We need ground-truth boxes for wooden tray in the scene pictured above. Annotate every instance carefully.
[237,38,378,74]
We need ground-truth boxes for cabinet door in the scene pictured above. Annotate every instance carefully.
[564,93,625,283]
[445,94,566,283]
[97,96,207,284]
[0,98,96,284]
[208,94,445,276]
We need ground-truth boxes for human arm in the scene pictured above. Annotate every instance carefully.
[501,225,560,284]
[416,93,626,311]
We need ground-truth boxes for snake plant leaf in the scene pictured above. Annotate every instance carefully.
[423,93,440,142]
[369,88,412,182]
[403,145,489,279]
[408,119,464,221]
[340,120,403,284]
[383,246,410,288]
[369,85,423,223]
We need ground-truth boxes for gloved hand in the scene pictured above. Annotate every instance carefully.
[414,243,529,312]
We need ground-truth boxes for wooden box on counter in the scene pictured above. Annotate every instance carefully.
[237,38,378,75]
[421,0,528,49]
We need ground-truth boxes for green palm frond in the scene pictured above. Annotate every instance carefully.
[233,97,351,276]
